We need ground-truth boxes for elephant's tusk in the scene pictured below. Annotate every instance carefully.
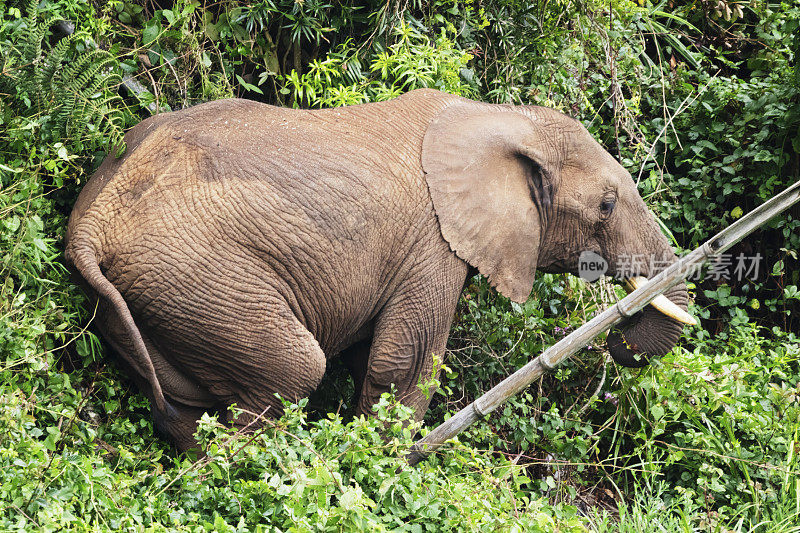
[624,276,698,326]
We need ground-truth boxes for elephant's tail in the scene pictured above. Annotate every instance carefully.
[66,242,176,420]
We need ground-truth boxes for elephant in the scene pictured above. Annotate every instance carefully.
[65,89,693,450]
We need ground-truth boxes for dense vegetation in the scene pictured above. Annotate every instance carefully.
[1,0,799,530]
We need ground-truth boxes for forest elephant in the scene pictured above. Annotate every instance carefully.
[66,89,694,450]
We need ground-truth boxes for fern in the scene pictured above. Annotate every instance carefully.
[0,1,128,153]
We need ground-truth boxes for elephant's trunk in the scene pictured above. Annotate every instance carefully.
[606,268,691,367]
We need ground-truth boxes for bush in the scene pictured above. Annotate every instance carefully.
[0,390,587,531]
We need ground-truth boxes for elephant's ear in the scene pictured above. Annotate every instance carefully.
[422,103,558,304]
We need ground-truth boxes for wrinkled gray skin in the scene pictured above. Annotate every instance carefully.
[66,89,688,450]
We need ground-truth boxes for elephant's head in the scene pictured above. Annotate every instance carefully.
[422,100,693,367]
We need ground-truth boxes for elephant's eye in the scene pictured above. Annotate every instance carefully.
[600,197,616,218]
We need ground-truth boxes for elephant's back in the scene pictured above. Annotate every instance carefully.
[71,91,454,226]
[67,92,459,352]
[66,110,174,253]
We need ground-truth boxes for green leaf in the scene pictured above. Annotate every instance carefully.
[236,75,264,94]
[4,216,20,232]
[44,427,61,451]
[142,21,161,46]
[650,404,665,420]
[33,238,48,252]
[56,144,69,160]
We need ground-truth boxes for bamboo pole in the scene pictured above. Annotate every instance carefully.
[407,179,800,466]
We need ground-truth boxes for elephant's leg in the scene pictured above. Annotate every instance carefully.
[93,298,214,405]
[340,339,372,407]
[152,400,214,452]
[357,271,465,421]
[137,335,221,451]
[92,299,216,449]
[96,332,215,451]
[139,334,215,407]
[212,304,327,430]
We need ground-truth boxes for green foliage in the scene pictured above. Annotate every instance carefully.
[125,0,477,107]
[628,326,800,522]
[0,0,135,397]
[0,0,128,150]
[444,278,800,529]
[0,390,588,531]
[282,22,476,108]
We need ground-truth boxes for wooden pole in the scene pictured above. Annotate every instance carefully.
[407,180,800,466]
